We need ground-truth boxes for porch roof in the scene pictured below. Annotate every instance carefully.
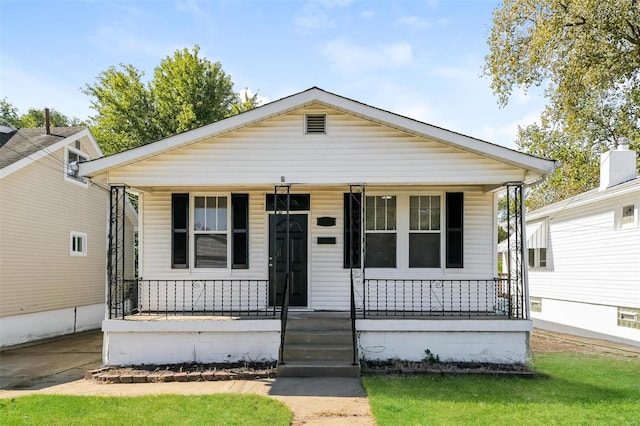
[80,87,558,186]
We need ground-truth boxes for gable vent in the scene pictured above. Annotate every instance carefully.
[305,114,326,134]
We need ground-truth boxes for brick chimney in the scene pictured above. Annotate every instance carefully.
[599,138,638,191]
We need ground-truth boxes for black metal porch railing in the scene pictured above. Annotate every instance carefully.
[359,278,526,319]
[109,279,273,319]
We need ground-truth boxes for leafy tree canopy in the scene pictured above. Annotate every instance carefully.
[84,45,259,155]
[485,0,640,209]
[0,98,84,129]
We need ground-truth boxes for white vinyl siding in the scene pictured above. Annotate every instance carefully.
[0,143,108,318]
[528,194,640,308]
[106,106,527,187]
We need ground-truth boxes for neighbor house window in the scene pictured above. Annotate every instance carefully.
[65,146,88,185]
[622,205,635,226]
[528,248,547,268]
[365,195,396,268]
[409,195,441,268]
[193,196,228,268]
[70,231,87,256]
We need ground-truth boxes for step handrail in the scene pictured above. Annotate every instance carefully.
[278,272,291,365]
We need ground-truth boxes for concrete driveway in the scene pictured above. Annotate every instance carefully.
[0,330,103,390]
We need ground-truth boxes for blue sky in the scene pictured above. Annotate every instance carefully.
[0,0,545,148]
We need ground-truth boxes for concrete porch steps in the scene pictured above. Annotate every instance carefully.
[277,314,360,377]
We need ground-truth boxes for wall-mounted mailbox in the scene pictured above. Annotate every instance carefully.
[317,216,336,227]
[317,237,336,245]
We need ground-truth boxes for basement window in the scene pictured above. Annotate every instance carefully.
[618,307,640,329]
[305,114,326,134]
[530,297,542,313]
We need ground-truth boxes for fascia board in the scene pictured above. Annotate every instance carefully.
[526,179,640,221]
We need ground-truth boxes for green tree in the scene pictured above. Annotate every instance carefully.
[18,108,78,128]
[485,0,640,208]
[1,98,20,128]
[84,45,259,155]
[0,99,84,129]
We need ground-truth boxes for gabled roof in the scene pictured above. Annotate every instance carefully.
[80,87,558,182]
[0,127,103,179]
[527,177,640,221]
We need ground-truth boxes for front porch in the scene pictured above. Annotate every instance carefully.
[102,276,532,367]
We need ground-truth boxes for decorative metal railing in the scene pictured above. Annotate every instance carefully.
[109,279,274,319]
[358,277,526,319]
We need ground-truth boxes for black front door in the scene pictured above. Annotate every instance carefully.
[269,214,308,307]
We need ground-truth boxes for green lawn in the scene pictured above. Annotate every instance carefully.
[0,394,292,426]
[363,354,640,425]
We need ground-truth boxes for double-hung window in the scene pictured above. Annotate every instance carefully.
[409,195,441,268]
[193,196,228,268]
[365,195,396,268]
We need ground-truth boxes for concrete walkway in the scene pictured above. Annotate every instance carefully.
[0,331,374,425]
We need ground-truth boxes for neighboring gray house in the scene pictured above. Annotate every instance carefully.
[80,87,557,373]
[0,124,136,346]
[525,141,639,346]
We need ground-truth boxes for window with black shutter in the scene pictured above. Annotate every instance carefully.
[171,193,189,268]
[446,192,464,268]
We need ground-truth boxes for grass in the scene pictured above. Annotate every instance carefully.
[0,394,292,426]
[363,353,640,425]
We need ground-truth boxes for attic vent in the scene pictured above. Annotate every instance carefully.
[305,114,326,134]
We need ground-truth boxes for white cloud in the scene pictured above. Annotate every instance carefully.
[321,39,413,74]
[395,16,431,29]
[479,111,543,148]
[238,87,270,107]
[361,10,376,19]
[177,0,205,17]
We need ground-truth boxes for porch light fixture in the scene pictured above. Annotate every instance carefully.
[381,195,393,200]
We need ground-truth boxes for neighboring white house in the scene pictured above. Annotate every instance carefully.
[80,87,558,370]
[524,141,639,345]
[0,124,136,347]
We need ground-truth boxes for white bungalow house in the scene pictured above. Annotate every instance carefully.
[80,87,557,374]
[524,141,639,346]
[0,123,136,346]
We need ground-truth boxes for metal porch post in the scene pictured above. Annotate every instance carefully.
[107,185,127,319]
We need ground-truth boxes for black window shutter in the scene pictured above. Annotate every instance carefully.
[171,193,189,268]
[232,194,249,269]
[446,192,464,268]
[343,193,362,268]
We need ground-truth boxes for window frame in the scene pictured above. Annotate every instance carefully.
[365,194,398,268]
[363,192,446,272]
[64,146,89,187]
[70,231,87,256]
[620,204,637,228]
[190,193,231,270]
[408,194,442,269]
[528,247,548,269]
